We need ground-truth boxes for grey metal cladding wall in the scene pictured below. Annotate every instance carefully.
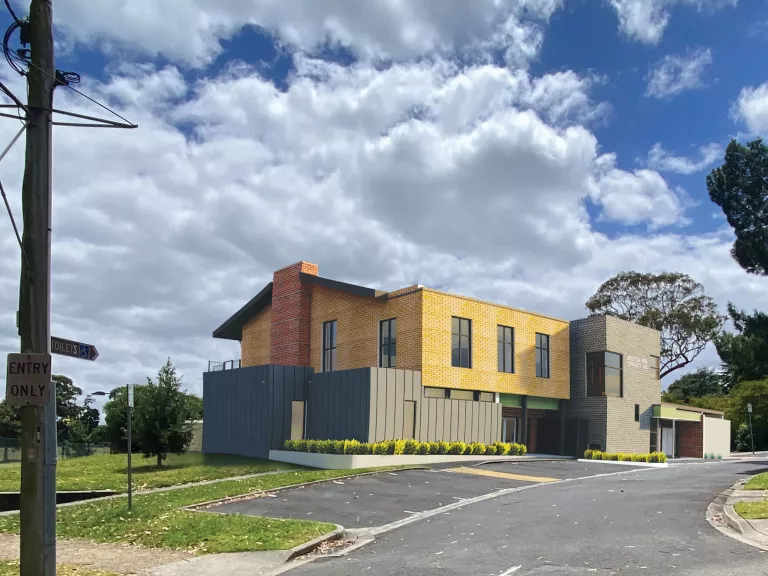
[306,367,371,441]
[203,365,312,459]
[368,368,501,444]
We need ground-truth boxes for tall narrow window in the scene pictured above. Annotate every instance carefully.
[498,326,514,373]
[634,404,640,422]
[586,351,623,398]
[379,318,397,368]
[322,320,337,372]
[451,317,472,368]
[535,333,550,378]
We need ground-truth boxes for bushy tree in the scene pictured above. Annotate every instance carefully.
[104,385,145,453]
[585,272,723,378]
[727,380,768,451]
[184,393,203,419]
[663,367,726,404]
[134,360,194,467]
[0,400,21,462]
[707,138,768,275]
[715,304,768,384]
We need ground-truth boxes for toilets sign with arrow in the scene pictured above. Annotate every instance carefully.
[51,336,99,361]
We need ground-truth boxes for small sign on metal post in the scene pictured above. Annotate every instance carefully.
[51,336,99,361]
[127,384,134,408]
[5,353,53,406]
[748,403,753,413]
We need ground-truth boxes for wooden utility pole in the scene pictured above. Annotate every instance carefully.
[18,0,56,574]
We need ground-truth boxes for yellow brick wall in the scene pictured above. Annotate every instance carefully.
[421,289,570,399]
[241,304,271,366]
[309,286,422,373]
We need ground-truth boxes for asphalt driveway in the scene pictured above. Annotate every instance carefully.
[211,468,527,528]
[210,460,641,529]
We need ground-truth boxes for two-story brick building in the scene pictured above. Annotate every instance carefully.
[205,261,730,459]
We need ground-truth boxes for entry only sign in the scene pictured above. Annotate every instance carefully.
[5,353,52,406]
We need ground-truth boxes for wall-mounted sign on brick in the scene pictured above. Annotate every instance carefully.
[626,355,649,370]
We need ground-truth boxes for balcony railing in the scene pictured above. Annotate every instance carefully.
[207,359,241,372]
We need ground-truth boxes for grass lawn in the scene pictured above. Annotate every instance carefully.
[0,452,295,492]
[743,472,768,490]
[0,468,392,555]
[0,561,118,575]
[735,499,768,519]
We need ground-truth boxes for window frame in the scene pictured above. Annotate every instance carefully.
[379,318,397,368]
[497,325,515,374]
[451,316,472,369]
[535,333,550,378]
[322,320,337,372]
[586,351,623,398]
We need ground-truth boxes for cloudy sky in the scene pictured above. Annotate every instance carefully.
[1,0,768,408]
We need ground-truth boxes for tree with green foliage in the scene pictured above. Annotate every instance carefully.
[53,374,84,440]
[662,367,726,404]
[0,400,21,462]
[134,360,194,467]
[184,393,203,419]
[104,385,145,453]
[585,271,724,378]
[727,379,768,451]
[714,304,768,384]
[707,138,768,276]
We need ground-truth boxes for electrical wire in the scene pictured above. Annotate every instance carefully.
[0,179,22,249]
[4,0,19,24]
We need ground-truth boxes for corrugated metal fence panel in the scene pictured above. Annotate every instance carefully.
[202,365,311,459]
[307,368,371,441]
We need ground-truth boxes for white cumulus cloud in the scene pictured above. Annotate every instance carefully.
[732,82,768,134]
[646,47,713,99]
[647,142,723,174]
[610,0,738,44]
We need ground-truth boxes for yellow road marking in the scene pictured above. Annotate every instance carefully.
[446,466,559,483]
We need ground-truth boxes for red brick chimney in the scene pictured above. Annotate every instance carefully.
[270,261,318,366]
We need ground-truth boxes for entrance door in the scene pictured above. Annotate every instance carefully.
[661,426,674,458]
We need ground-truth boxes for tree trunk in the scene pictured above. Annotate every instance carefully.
[2,445,7,463]
[156,453,162,468]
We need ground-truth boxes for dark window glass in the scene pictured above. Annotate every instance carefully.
[497,325,514,373]
[535,333,550,378]
[322,320,337,372]
[586,351,623,397]
[635,404,640,422]
[379,318,397,368]
[451,316,472,368]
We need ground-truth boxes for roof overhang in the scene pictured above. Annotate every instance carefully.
[213,282,273,341]
[299,272,387,298]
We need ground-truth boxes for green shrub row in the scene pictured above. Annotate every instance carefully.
[283,439,528,456]
[583,449,667,463]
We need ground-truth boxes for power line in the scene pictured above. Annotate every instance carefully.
[0,179,22,249]
[4,0,19,23]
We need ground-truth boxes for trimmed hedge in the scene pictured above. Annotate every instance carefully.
[583,449,667,463]
[283,439,528,456]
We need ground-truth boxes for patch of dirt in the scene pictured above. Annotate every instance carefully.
[0,534,192,575]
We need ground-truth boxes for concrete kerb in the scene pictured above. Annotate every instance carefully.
[576,458,668,468]
[0,469,293,517]
[707,479,768,552]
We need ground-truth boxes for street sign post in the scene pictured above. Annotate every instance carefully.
[127,384,134,408]
[50,336,99,361]
[748,402,755,455]
[5,353,52,406]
